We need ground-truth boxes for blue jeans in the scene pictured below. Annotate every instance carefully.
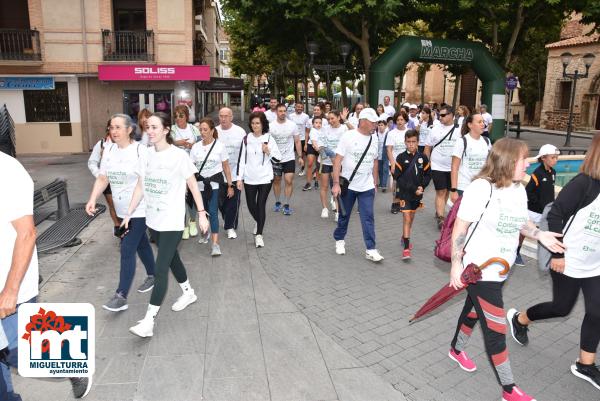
[1,297,36,401]
[334,188,376,249]
[202,188,220,233]
[117,217,155,297]
[377,157,389,188]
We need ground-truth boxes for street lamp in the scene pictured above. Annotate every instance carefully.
[561,51,595,146]
[306,41,351,101]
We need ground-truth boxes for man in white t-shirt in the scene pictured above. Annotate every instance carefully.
[0,153,92,399]
[216,107,247,239]
[450,114,492,202]
[270,103,304,215]
[264,98,278,123]
[332,108,383,262]
[424,105,459,228]
[408,104,420,129]
[479,104,493,138]
[383,96,396,116]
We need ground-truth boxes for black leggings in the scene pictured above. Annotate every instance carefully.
[527,270,600,353]
[451,281,514,387]
[244,182,272,235]
[148,229,188,306]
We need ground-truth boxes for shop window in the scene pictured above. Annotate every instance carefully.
[24,82,70,122]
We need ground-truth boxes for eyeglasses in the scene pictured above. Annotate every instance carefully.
[175,113,186,118]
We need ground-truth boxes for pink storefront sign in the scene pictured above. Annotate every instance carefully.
[98,65,210,81]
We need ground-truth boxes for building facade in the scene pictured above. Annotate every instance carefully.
[0,0,226,154]
[541,14,600,131]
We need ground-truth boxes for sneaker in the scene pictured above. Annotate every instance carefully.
[302,183,312,191]
[366,249,384,262]
[172,290,197,311]
[70,377,92,399]
[571,361,600,390]
[330,196,337,211]
[227,228,237,239]
[391,203,399,214]
[507,308,529,346]
[273,202,282,212]
[334,212,339,222]
[402,248,412,260]
[448,348,477,372]
[514,253,525,267]
[129,318,154,337]
[282,204,292,215]
[102,293,128,312]
[436,215,445,230]
[198,232,209,244]
[182,226,190,240]
[255,234,264,248]
[298,169,305,176]
[314,180,319,189]
[137,276,155,293]
[211,244,222,257]
[321,208,329,218]
[189,221,198,237]
[335,240,346,255]
[381,187,387,193]
[502,385,536,401]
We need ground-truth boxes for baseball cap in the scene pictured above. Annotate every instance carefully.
[377,113,389,122]
[402,102,410,107]
[409,104,418,109]
[359,108,379,122]
[536,144,560,158]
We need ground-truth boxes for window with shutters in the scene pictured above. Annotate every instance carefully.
[24,82,70,122]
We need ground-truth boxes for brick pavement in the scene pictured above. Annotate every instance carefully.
[253,172,596,401]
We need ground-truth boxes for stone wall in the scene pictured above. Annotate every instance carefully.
[543,110,581,131]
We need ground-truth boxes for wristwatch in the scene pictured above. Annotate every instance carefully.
[449,188,457,192]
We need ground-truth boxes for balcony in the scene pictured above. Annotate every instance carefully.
[0,29,42,62]
[102,30,154,62]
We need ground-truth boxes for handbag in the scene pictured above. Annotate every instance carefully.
[186,139,218,208]
[339,135,373,197]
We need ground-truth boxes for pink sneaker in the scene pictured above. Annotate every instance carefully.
[502,386,536,401]
[448,348,476,372]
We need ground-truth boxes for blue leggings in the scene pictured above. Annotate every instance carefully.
[201,188,220,233]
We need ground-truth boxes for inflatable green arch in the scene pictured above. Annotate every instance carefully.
[369,36,506,140]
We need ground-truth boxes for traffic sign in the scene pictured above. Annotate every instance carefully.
[506,76,518,90]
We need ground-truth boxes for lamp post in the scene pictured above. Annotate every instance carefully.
[306,41,351,101]
[560,52,595,146]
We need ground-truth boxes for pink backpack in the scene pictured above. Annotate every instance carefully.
[434,197,462,262]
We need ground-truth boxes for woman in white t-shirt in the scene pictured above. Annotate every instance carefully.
[347,102,364,130]
[448,138,564,401]
[236,111,282,248]
[190,117,234,256]
[376,114,390,192]
[416,107,434,153]
[86,113,156,312]
[450,113,492,203]
[138,108,152,147]
[387,110,409,213]
[121,112,210,338]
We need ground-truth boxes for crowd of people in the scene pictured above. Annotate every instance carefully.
[1,93,598,400]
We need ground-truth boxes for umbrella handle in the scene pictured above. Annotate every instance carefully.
[477,257,510,275]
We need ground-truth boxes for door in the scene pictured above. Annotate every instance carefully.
[123,90,173,126]
[595,98,600,130]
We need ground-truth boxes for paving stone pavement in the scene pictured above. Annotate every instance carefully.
[11,152,598,401]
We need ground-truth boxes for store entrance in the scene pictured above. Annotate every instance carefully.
[123,90,173,123]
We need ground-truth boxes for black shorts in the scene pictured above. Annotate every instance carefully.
[103,184,112,195]
[394,198,424,212]
[301,140,306,155]
[431,170,451,191]
[306,143,319,156]
[320,164,333,174]
[273,159,295,176]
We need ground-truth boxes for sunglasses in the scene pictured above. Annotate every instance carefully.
[439,113,449,117]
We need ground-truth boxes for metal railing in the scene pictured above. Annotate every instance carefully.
[0,29,41,61]
[102,30,154,62]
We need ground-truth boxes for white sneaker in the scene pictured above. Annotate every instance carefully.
[253,223,258,235]
[321,208,329,218]
[198,232,209,244]
[182,226,190,240]
[298,169,306,176]
[189,221,198,237]
[334,212,339,222]
[255,234,264,248]
[227,228,237,239]
[129,319,154,338]
[366,249,384,262]
[335,240,345,255]
[330,196,337,211]
[172,291,197,312]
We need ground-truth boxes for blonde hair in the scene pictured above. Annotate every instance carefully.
[581,133,600,180]
[475,138,529,188]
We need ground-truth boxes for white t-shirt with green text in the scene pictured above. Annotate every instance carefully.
[336,130,378,192]
[136,145,198,231]
[386,128,407,160]
[190,139,229,191]
[100,142,147,218]
[563,195,600,278]
[452,134,492,191]
[269,119,299,163]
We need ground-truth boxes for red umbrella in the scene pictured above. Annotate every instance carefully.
[409,257,510,323]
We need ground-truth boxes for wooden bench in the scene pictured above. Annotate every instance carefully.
[34,178,106,253]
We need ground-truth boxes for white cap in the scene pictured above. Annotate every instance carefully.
[409,104,418,109]
[536,144,560,158]
[377,113,389,122]
[402,102,410,107]
[359,108,379,122]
